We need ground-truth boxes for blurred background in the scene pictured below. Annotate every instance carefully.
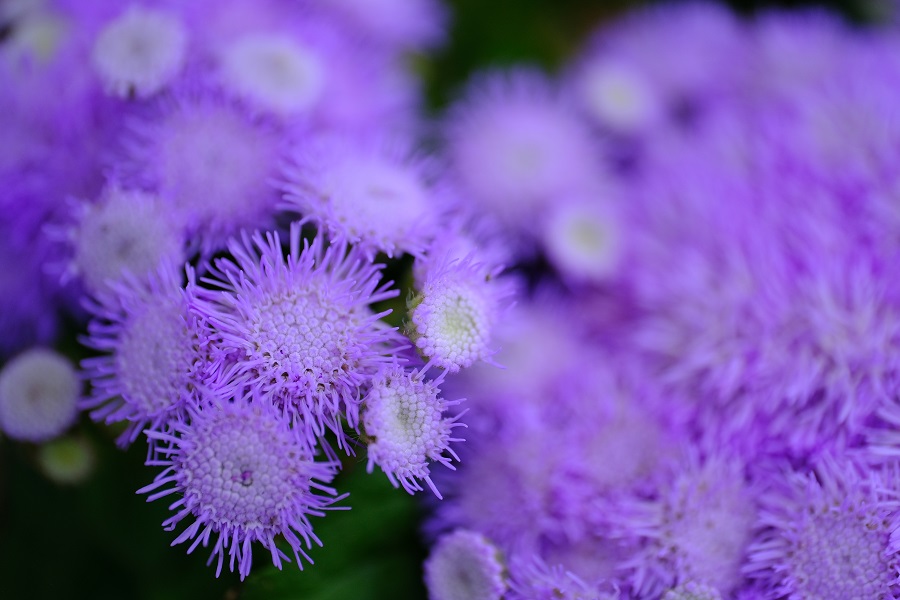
[0,0,895,598]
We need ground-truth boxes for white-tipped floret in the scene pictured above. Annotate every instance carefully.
[542,199,622,283]
[220,34,325,116]
[92,6,187,98]
[363,366,464,498]
[69,185,184,292]
[0,348,79,442]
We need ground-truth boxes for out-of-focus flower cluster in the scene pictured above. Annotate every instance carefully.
[422,3,900,600]
[5,0,900,597]
[0,0,512,583]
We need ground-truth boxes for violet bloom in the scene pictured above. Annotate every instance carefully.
[118,89,284,256]
[216,31,326,119]
[80,266,202,446]
[407,255,510,372]
[612,455,757,598]
[744,456,900,599]
[424,529,506,600]
[444,68,604,251]
[139,397,344,580]
[569,1,747,134]
[0,348,79,442]
[506,554,618,600]
[91,4,188,98]
[363,366,465,498]
[189,223,403,448]
[49,182,185,293]
[281,134,444,258]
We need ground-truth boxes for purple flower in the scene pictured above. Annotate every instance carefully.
[139,397,344,580]
[407,255,510,372]
[506,554,618,600]
[0,348,79,442]
[569,2,747,134]
[443,68,604,251]
[612,455,757,598]
[424,529,506,600]
[80,266,202,446]
[117,89,284,256]
[216,31,326,118]
[49,182,185,292]
[91,5,188,98]
[540,197,624,284]
[281,134,444,258]
[188,223,404,447]
[744,455,900,599]
[363,365,465,498]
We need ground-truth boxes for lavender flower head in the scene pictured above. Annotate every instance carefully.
[80,266,202,446]
[119,91,283,255]
[424,529,506,600]
[407,254,510,372]
[91,4,188,98]
[363,365,465,498]
[0,348,79,442]
[51,182,185,292]
[216,30,326,118]
[444,69,603,247]
[139,398,343,580]
[189,223,403,447]
[744,456,900,599]
[614,455,757,598]
[282,135,442,258]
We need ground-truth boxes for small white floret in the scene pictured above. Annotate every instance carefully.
[92,6,187,98]
[0,348,80,442]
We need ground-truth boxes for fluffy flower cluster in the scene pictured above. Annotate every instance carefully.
[7,0,900,596]
[421,4,900,600]
[0,0,509,583]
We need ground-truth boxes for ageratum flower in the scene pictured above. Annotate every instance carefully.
[570,1,747,133]
[444,68,603,250]
[613,455,757,598]
[217,31,325,118]
[407,255,510,372]
[281,134,442,258]
[118,89,284,256]
[139,398,343,580]
[91,4,188,98]
[50,182,185,292]
[363,366,465,498]
[744,455,900,599]
[0,348,79,442]
[541,197,623,284]
[424,529,506,600]
[189,223,404,447]
[80,266,203,446]
[506,554,617,600]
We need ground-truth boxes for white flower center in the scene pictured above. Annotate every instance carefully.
[220,34,324,115]
[92,6,187,97]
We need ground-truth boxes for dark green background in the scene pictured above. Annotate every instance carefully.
[0,0,887,598]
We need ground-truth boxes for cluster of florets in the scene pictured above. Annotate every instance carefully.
[421,3,900,600]
[0,0,514,583]
[8,0,900,596]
